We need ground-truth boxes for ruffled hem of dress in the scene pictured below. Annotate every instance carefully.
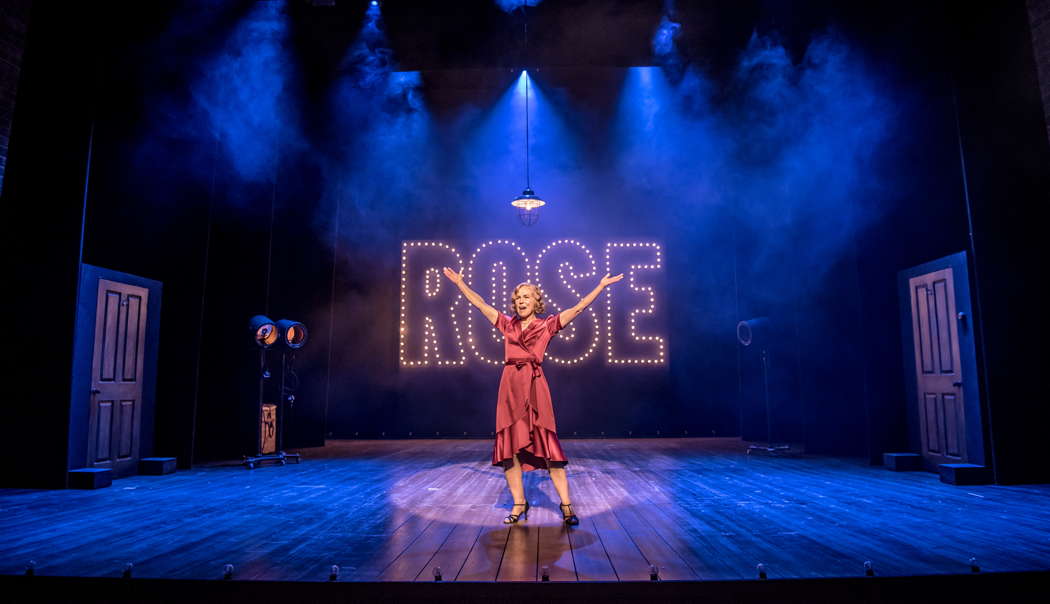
[491,415,567,472]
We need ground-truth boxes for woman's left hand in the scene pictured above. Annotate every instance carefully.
[442,267,463,284]
[600,273,624,288]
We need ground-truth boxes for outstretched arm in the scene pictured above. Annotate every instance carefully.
[559,273,624,328]
[443,267,500,326]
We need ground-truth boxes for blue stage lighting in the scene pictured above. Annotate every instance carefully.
[510,71,546,224]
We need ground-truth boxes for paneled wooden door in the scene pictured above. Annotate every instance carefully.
[88,278,149,477]
[908,268,966,468]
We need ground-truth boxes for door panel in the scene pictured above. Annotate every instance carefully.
[100,291,121,381]
[122,295,142,381]
[95,400,113,462]
[923,394,940,453]
[933,280,954,372]
[944,393,960,457]
[915,285,934,373]
[118,400,135,459]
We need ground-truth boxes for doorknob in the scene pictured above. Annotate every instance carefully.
[952,382,962,388]
[90,388,101,395]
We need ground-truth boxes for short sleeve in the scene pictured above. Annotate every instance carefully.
[494,313,514,337]
[546,313,563,336]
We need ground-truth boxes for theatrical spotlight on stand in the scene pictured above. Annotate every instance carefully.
[737,317,793,457]
[244,315,307,469]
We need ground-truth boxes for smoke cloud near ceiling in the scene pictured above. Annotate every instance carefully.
[149,1,899,287]
[190,0,304,184]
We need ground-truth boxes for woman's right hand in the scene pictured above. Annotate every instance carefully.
[442,267,463,284]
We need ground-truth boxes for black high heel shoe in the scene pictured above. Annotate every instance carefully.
[559,503,579,526]
[504,501,530,524]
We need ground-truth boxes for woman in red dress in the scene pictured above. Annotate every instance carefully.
[442,267,623,525]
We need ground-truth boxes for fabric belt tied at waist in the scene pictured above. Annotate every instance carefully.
[505,357,542,378]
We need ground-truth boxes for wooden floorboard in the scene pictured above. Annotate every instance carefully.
[455,526,509,581]
[533,503,576,581]
[611,502,698,580]
[496,521,538,581]
[415,508,485,582]
[566,514,618,581]
[2,438,1049,583]
[577,470,654,581]
[380,512,461,581]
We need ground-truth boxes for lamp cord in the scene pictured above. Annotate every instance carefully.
[524,16,531,189]
[526,66,530,189]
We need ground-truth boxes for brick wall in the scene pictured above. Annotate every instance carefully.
[0,0,31,196]
[1030,0,1050,144]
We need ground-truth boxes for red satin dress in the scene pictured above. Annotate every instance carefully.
[490,312,567,471]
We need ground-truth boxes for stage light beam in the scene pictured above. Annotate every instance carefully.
[510,71,547,224]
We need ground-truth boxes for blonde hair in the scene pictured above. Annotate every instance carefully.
[508,282,545,315]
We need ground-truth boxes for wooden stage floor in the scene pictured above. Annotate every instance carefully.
[1,438,1048,583]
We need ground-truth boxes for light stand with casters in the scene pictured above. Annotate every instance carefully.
[737,318,791,456]
[276,350,301,465]
[243,316,306,469]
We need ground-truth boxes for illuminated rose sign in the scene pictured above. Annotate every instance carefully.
[399,240,666,367]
